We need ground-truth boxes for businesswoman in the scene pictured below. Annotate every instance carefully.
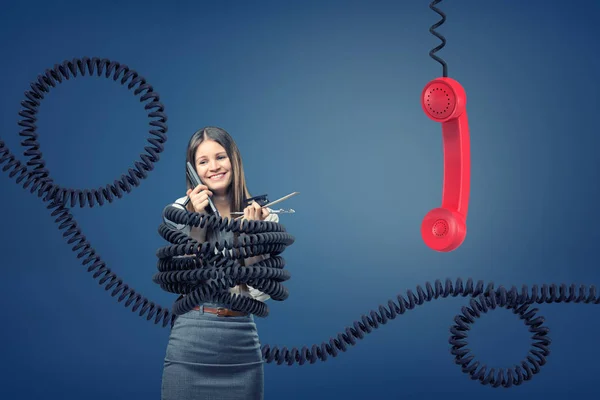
[161,126,278,400]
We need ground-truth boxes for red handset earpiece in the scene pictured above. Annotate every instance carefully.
[420,77,470,252]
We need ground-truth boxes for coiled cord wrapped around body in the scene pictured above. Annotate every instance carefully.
[155,205,295,318]
[1,58,598,389]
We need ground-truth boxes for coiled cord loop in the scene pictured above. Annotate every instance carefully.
[16,57,167,207]
[0,57,175,327]
[258,277,595,388]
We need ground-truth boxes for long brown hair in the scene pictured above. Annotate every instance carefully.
[184,126,251,214]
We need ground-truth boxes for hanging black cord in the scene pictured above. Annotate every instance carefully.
[429,0,448,77]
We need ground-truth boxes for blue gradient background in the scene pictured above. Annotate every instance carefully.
[1,0,599,398]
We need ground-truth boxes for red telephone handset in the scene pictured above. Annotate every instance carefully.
[420,77,470,252]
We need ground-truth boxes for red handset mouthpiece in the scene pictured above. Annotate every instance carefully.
[420,77,470,252]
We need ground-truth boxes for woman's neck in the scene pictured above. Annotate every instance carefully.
[212,193,231,218]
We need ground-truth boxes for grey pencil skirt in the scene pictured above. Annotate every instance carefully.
[161,302,265,400]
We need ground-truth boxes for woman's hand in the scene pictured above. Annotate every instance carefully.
[186,184,213,213]
[242,201,270,221]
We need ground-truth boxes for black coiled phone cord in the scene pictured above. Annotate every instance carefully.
[429,0,448,78]
[1,6,598,387]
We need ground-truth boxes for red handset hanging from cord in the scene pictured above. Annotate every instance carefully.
[420,77,470,252]
[420,0,471,252]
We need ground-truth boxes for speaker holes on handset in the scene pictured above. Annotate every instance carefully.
[424,86,453,116]
[433,219,449,237]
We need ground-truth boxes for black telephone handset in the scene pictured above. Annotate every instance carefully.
[185,161,220,217]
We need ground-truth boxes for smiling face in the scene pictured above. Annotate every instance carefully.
[185,126,250,213]
[194,138,232,195]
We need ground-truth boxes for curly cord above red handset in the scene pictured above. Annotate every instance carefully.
[420,1,470,252]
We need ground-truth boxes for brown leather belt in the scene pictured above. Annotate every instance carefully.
[193,305,248,317]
